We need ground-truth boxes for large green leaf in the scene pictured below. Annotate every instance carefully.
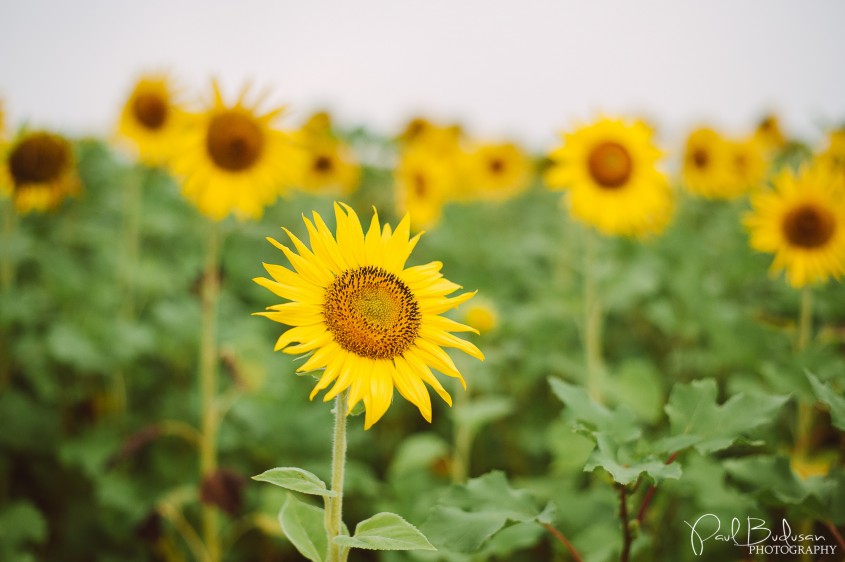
[253,467,336,497]
[420,471,549,553]
[277,494,328,562]
[659,379,788,454]
[334,512,435,551]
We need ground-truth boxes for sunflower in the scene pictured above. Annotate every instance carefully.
[255,203,483,428]
[398,117,463,155]
[461,299,499,333]
[681,128,732,198]
[815,128,845,176]
[170,82,291,221]
[754,114,787,154]
[294,137,360,196]
[116,74,186,166]
[461,142,531,202]
[723,137,767,197]
[745,166,845,288]
[395,147,455,230]
[3,130,79,213]
[545,117,673,237]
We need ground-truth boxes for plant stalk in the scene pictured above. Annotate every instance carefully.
[795,286,813,456]
[326,390,349,562]
[199,220,221,562]
[584,228,605,403]
[451,379,471,483]
[618,485,632,562]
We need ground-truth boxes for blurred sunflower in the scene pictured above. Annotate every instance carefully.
[816,128,845,176]
[681,128,731,198]
[460,299,499,334]
[395,147,455,230]
[116,74,186,166]
[754,114,787,154]
[294,138,360,195]
[723,137,767,197]
[545,117,673,237]
[398,117,462,155]
[255,203,483,428]
[461,142,531,202]
[745,166,845,287]
[171,81,291,221]
[3,130,79,213]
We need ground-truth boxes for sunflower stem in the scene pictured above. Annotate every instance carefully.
[584,228,605,403]
[795,286,813,456]
[451,379,472,483]
[199,220,221,562]
[326,390,349,562]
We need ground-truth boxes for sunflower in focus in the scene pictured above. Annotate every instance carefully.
[745,166,845,288]
[545,117,673,237]
[171,82,291,221]
[116,74,186,166]
[255,203,483,428]
[2,130,79,213]
[461,142,531,202]
[395,147,455,230]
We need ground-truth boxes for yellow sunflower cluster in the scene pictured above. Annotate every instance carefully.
[681,126,769,200]
[394,117,533,230]
[545,117,674,237]
[815,127,845,177]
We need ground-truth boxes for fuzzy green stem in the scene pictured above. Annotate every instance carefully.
[451,380,472,483]
[199,220,221,562]
[618,484,632,562]
[584,229,605,403]
[326,391,349,562]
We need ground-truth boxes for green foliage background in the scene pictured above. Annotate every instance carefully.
[1,137,843,561]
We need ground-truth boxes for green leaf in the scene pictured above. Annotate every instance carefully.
[334,512,436,551]
[277,494,327,562]
[549,377,640,443]
[584,433,682,485]
[659,379,788,455]
[0,502,47,548]
[420,471,547,553]
[253,467,336,497]
[807,372,845,431]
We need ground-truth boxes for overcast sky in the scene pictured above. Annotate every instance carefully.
[1,0,843,151]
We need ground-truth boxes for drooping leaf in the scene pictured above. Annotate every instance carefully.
[334,512,435,551]
[277,494,327,562]
[253,467,336,497]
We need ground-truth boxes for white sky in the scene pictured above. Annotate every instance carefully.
[1,0,844,151]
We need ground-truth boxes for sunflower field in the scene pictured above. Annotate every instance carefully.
[1,77,845,562]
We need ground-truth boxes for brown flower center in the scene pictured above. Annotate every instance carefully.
[206,111,264,172]
[133,93,168,130]
[8,133,69,186]
[691,148,709,169]
[323,266,421,360]
[313,154,333,173]
[782,204,836,249]
[412,172,427,197]
[488,157,505,175]
[588,142,632,188]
